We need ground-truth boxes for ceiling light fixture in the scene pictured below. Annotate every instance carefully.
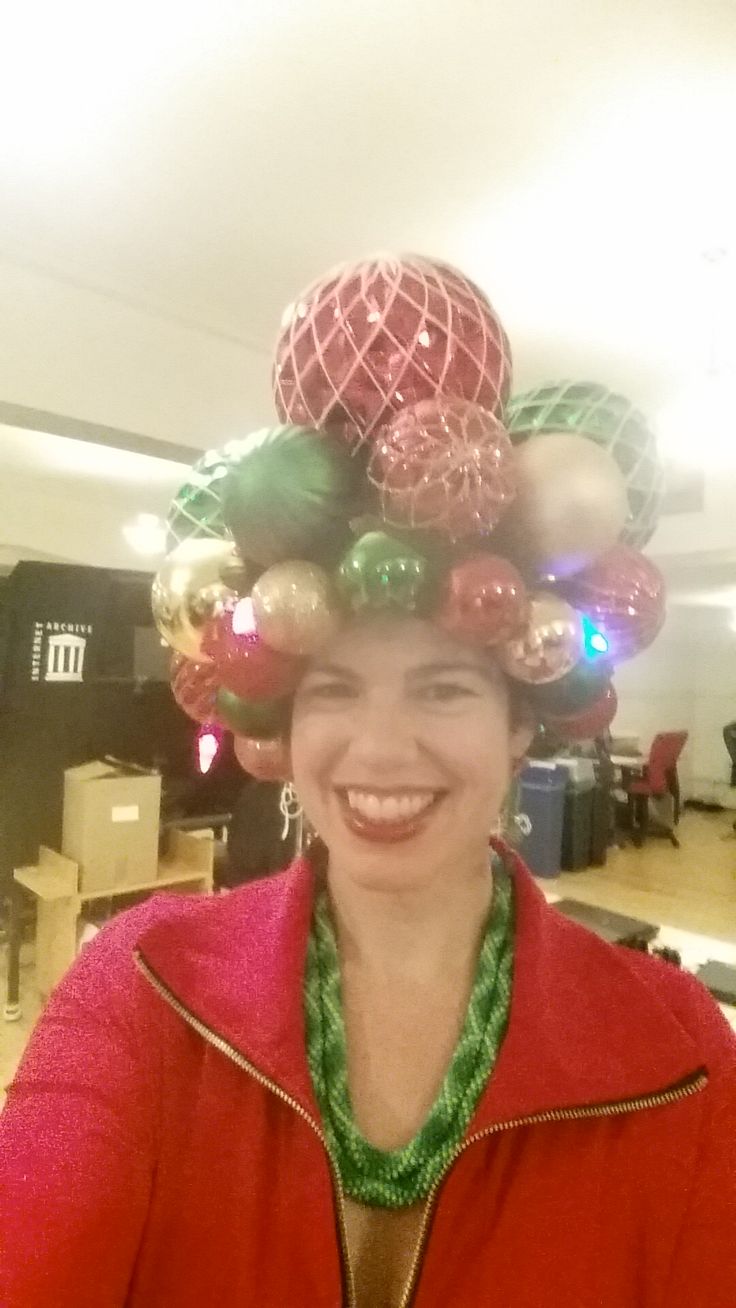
[122,513,167,556]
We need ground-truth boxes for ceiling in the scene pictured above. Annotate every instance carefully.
[0,0,735,585]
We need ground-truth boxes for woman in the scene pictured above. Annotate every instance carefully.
[2,605,736,1306]
[2,254,736,1306]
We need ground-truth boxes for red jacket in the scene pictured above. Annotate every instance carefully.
[2,845,735,1307]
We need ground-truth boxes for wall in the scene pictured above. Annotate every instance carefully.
[0,257,273,449]
[613,605,736,806]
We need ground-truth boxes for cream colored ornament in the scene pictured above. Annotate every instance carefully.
[251,561,342,656]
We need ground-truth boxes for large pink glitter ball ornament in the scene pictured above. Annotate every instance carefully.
[560,544,665,663]
[171,654,221,726]
[273,255,512,445]
[436,554,528,645]
[200,598,303,701]
[369,398,517,538]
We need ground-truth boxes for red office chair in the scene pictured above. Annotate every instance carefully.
[624,731,689,848]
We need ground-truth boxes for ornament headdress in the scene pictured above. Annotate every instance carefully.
[153,255,666,778]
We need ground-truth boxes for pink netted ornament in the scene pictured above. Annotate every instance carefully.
[369,398,517,538]
[171,653,221,725]
[273,256,512,445]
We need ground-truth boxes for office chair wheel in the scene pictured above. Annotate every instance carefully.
[669,833,680,849]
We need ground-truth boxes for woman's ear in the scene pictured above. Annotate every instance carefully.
[509,716,535,777]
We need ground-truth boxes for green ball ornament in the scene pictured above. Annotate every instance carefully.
[505,381,663,548]
[337,531,434,615]
[167,448,233,551]
[222,425,361,567]
[215,688,291,739]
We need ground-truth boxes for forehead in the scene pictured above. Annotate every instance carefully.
[308,614,500,680]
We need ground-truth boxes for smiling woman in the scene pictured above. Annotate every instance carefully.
[291,615,530,876]
[1,253,735,1308]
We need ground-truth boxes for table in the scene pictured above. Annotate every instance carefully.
[5,829,215,1022]
[609,754,646,773]
[554,898,659,950]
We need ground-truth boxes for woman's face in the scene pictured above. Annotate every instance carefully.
[290,614,531,891]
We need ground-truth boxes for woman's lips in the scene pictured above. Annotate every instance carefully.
[334,788,445,844]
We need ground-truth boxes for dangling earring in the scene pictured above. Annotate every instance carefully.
[279,781,304,851]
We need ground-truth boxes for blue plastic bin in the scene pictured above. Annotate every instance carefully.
[515,763,568,878]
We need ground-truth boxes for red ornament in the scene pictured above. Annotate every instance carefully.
[273,256,512,445]
[171,654,221,725]
[369,399,517,538]
[437,554,528,645]
[560,545,665,662]
[233,734,291,782]
[544,683,618,741]
[201,599,303,701]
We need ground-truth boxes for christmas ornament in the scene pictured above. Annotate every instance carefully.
[529,657,613,716]
[215,688,289,738]
[436,554,528,646]
[233,734,291,782]
[337,532,433,615]
[543,683,618,741]
[560,544,665,663]
[499,593,583,684]
[201,599,303,700]
[166,448,232,550]
[499,433,628,579]
[273,255,512,444]
[222,425,360,567]
[170,654,221,725]
[251,561,342,655]
[369,398,516,538]
[506,380,664,547]
[151,538,240,661]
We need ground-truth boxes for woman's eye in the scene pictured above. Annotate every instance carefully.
[304,681,356,701]
[419,682,476,703]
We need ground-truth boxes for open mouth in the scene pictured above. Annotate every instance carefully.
[334,787,446,843]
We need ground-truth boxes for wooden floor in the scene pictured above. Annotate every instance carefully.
[542,809,736,944]
[2,809,736,1108]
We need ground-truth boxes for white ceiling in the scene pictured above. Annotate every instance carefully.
[0,0,735,584]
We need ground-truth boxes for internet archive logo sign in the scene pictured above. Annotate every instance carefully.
[30,621,92,684]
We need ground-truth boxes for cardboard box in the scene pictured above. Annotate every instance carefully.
[62,761,162,894]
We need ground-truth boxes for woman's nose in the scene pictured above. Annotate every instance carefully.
[346,699,421,770]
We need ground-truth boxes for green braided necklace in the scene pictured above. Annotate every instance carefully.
[304,859,515,1209]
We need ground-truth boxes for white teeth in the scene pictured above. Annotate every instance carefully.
[345,790,436,823]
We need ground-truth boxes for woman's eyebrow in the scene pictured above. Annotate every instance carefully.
[406,660,497,682]
[302,662,360,680]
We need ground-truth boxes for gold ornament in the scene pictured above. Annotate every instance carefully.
[499,592,583,684]
[152,538,240,661]
[251,561,342,656]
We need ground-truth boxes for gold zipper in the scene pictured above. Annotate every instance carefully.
[135,948,707,1308]
[133,949,358,1307]
[396,1066,709,1308]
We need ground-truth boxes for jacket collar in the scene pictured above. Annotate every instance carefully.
[135,842,703,1131]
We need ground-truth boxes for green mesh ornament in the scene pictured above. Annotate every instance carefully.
[166,448,233,551]
[337,531,434,615]
[505,381,664,548]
